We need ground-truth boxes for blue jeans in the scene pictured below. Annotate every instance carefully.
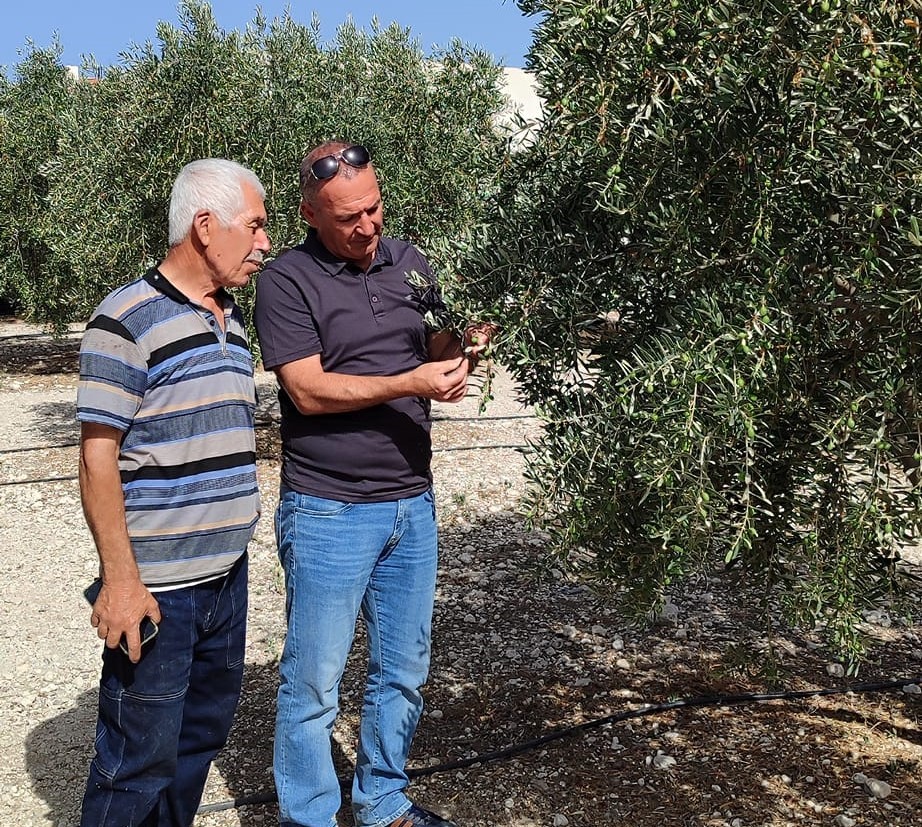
[81,554,248,827]
[274,487,438,827]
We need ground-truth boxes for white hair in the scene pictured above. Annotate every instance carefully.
[168,158,266,247]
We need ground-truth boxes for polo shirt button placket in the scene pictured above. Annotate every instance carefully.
[206,313,227,355]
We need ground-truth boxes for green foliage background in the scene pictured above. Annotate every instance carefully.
[0,0,508,329]
[440,0,922,663]
[0,44,76,324]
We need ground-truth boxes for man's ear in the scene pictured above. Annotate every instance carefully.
[191,210,212,246]
[300,201,315,227]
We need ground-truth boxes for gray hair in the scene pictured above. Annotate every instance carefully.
[168,158,266,247]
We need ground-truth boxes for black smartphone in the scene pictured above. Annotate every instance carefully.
[83,578,159,654]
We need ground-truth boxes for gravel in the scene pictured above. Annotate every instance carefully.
[0,320,919,827]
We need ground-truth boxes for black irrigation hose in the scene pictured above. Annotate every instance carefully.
[0,415,536,457]
[431,414,536,422]
[0,474,78,486]
[0,445,533,486]
[434,444,530,453]
[195,676,921,816]
[0,330,82,341]
[0,440,79,454]
[0,435,532,486]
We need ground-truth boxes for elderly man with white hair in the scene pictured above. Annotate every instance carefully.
[77,158,270,827]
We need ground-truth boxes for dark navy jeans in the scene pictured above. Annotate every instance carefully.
[80,553,248,827]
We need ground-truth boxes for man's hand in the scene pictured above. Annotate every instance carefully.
[413,356,469,403]
[463,322,499,362]
[89,579,161,663]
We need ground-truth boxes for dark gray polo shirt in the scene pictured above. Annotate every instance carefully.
[254,230,444,502]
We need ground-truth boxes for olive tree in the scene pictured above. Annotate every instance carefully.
[442,0,922,664]
[5,0,507,324]
[0,44,81,327]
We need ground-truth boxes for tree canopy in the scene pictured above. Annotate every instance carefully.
[440,0,922,664]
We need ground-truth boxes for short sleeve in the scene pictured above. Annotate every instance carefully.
[407,247,449,329]
[76,316,146,431]
[253,260,323,370]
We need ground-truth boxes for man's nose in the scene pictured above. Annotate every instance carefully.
[357,213,378,236]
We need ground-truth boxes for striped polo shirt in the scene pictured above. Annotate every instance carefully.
[76,268,260,588]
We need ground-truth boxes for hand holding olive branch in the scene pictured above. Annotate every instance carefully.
[406,269,500,411]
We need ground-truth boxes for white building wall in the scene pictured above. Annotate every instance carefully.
[497,67,544,148]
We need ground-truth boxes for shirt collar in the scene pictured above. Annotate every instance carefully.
[302,228,394,277]
[144,267,189,303]
[143,267,230,311]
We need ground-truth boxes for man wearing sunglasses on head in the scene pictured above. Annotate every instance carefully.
[254,141,493,827]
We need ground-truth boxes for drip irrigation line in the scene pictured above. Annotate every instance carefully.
[0,415,534,457]
[433,444,530,453]
[195,676,921,816]
[0,474,77,486]
[431,414,536,423]
[0,439,532,485]
[0,330,82,341]
[0,440,79,454]
[0,423,280,454]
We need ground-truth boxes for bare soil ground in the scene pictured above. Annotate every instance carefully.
[0,319,919,827]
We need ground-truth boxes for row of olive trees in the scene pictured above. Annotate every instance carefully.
[0,0,510,329]
[439,0,922,667]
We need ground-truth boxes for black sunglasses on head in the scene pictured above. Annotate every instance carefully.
[307,144,371,181]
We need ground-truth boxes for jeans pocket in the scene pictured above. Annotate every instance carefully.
[95,663,187,781]
[293,493,354,517]
[277,492,352,583]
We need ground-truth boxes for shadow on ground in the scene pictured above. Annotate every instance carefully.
[0,329,80,376]
[23,686,97,824]
[22,664,280,827]
[27,399,80,446]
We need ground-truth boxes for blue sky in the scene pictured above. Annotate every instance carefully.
[2,1,539,75]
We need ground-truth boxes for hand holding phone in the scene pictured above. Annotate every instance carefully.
[83,578,159,655]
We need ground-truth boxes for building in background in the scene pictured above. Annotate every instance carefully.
[498,67,543,148]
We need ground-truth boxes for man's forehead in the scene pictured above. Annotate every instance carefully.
[239,187,267,220]
[322,177,381,213]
